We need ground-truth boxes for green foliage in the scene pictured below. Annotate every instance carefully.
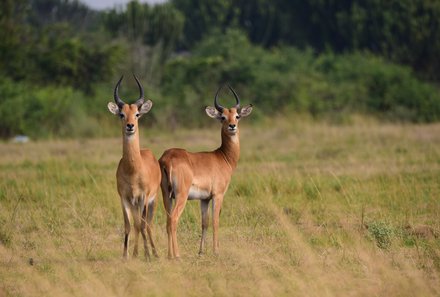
[28,0,98,29]
[0,0,123,92]
[102,1,184,58]
[172,0,440,80]
[0,0,30,80]
[334,0,440,81]
[35,32,124,92]
[0,79,97,138]
[312,52,440,122]
[161,30,440,125]
[172,0,240,48]
[367,221,395,249]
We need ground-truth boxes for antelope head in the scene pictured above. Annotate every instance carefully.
[205,85,253,136]
[107,75,153,137]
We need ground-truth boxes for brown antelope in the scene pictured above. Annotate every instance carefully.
[107,75,161,260]
[159,85,253,259]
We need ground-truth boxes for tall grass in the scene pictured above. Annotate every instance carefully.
[0,117,439,296]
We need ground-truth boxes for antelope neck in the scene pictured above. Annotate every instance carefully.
[122,130,142,171]
[217,129,240,170]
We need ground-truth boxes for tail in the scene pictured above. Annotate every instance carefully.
[160,162,175,217]
[161,162,174,200]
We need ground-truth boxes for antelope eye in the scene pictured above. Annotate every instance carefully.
[135,113,140,118]
[221,116,226,121]
[119,113,125,119]
[236,115,241,120]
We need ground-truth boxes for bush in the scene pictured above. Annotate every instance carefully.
[367,221,395,249]
[161,30,440,124]
[314,52,440,122]
[0,79,97,138]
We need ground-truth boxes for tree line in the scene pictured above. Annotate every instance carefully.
[1,0,440,138]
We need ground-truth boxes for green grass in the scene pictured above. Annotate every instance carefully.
[0,116,439,296]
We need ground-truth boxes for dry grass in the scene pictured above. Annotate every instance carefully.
[0,117,439,296]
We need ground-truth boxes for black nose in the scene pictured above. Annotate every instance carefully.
[229,124,236,129]
[127,124,134,130]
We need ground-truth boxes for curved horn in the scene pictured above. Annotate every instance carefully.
[228,84,241,109]
[114,75,126,108]
[133,74,145,107]
[214,85,225,112]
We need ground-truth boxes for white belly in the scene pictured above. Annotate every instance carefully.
[188,186,211,200]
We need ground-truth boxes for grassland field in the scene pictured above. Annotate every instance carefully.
[0,116,439,297]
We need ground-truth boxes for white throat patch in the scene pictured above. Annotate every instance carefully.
[230,134,239,143]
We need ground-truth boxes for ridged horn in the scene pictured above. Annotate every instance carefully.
[228,84,241,109]
[133,74,145,107]
[114,75,126,108]
[214,85,225,112]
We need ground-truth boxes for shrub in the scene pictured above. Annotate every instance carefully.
[0,79,96,138]
[162,30,440,124]
[367,221,395,249]
[315,52,440,122]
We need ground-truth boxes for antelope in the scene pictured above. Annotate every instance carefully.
[159,85,253,259]
[107,75,161,260]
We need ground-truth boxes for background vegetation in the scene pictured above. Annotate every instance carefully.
[1,0,440,138]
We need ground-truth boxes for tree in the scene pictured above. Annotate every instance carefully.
[102,1,184,82]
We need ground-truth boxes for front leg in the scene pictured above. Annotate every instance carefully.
[212,195,224,255]
[121,199,131,259]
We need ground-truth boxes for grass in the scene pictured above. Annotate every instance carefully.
[0,116,439,296]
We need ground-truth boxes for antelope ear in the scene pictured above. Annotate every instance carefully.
[205,106,221,120]
[139,100,153,115]
[239,104,253,118]
[107,102,120,115]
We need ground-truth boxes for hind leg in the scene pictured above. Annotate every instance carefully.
[199,199,210,255]
[161,180,174,259]
[212,195,224,254]
[170,190,190,259]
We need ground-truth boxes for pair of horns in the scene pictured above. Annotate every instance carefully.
[214,84,240,112]
[114,77,240,112]
[114,75,145,108]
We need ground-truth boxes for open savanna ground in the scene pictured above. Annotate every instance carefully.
[0,117,439,297]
